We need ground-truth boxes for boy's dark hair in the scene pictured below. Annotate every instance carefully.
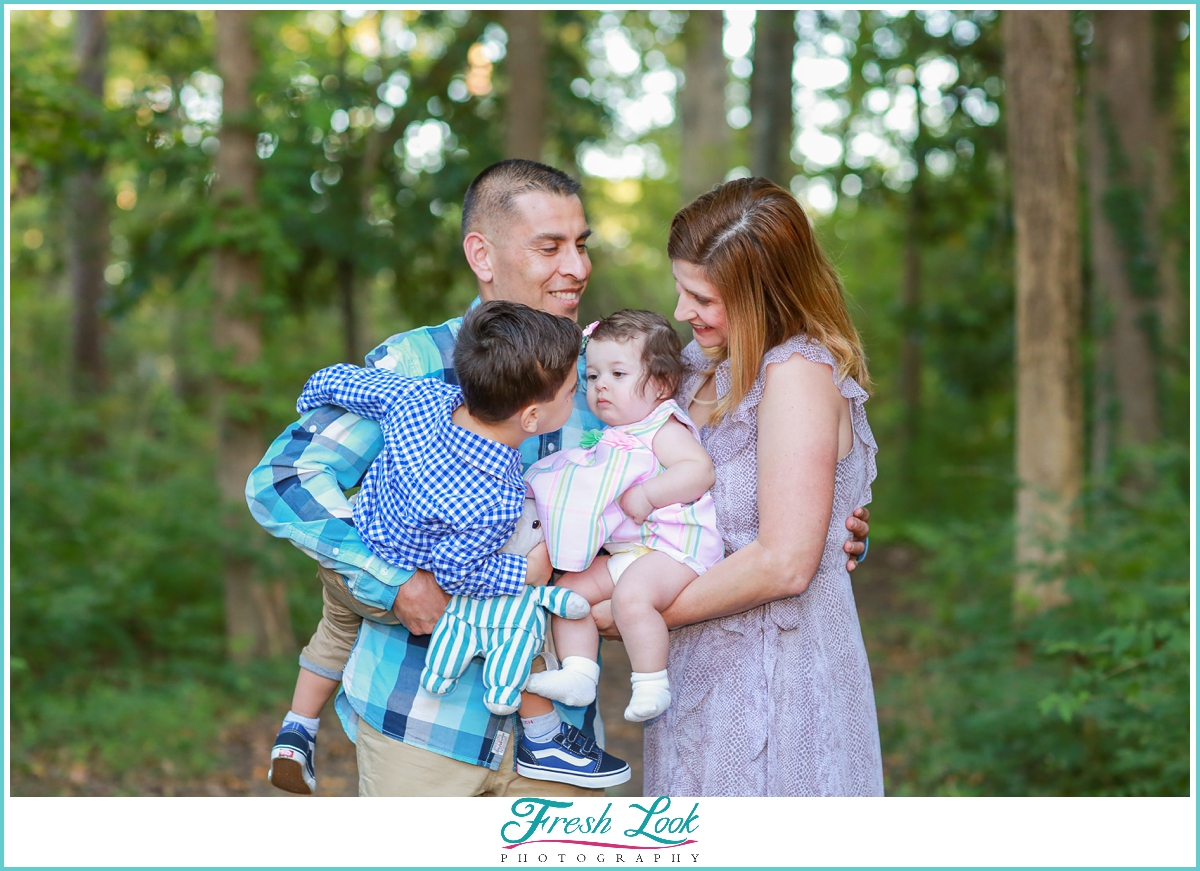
[461,160,582,241]
[454,300,582,424]
[589,310,685,400]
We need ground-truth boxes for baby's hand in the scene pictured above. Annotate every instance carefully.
[525,541,553,587]
[619,484,655,525]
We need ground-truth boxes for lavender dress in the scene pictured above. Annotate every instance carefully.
[642,336,884,796]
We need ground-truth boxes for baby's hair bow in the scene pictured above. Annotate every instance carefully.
[581,320,600,352]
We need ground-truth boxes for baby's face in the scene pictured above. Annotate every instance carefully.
[585,337,664,427]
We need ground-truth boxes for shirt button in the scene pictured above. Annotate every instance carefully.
[332,548,339,555]
[308,425,317,433]
[547,443,557,452]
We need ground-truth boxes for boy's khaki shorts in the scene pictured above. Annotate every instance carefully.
[299,566,399,679]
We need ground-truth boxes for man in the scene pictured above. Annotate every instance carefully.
[247,160,870,796]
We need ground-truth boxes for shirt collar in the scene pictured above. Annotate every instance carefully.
[438,398,523,482]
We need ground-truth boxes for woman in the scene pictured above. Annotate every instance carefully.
[614,177,884,796]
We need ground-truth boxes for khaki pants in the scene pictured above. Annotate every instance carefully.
[299,566,399,679]
[356,718,604,798]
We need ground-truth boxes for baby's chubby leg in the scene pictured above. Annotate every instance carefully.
[524,557,615,707]
[610,552,697,722]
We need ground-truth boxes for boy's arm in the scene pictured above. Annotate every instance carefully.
[427,524,535,599]
[296,363,412,422]
[621,418,716,524]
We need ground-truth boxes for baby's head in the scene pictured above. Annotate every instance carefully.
[454,300,582,435]
[584,310,684,427]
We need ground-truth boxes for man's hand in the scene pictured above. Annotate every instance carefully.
[525,541,553,587]
[843,506,870,572]
[619,484,655,526]
[390,568,450,635]
[591,599,623,641]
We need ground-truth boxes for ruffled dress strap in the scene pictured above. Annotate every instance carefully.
[620,399,701,451]
[753,335,877,500]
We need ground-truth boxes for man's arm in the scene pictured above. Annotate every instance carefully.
[246,321,462,631]
[245,405,409,611]
[844,506,870,571]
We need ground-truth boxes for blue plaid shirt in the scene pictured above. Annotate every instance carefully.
[296,365,528,599]
[246,305,603,770]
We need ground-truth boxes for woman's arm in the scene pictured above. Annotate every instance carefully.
[657,353,844,628]
[619,418,716,524]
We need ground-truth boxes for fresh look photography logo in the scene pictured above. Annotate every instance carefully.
[500,796,700,864]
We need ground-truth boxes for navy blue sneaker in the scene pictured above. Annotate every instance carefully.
[268,722,316,795]
[516,723,631,789]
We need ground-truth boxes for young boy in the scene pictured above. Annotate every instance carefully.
[267,301,630,794]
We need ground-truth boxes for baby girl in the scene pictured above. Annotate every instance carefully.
[525,310,724,722]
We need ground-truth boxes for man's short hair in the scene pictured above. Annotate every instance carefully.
[454,300,582,424]
[461,159,582,241]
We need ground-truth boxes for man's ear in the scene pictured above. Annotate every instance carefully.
[517,404,540,434]
[463,231,494,284]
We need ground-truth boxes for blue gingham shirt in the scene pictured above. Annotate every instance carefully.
[246,304,603,770]
[295,365,528,599]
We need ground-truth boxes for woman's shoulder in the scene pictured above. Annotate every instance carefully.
[760,335,868,403]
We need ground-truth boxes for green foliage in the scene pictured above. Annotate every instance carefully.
[7,8,1189,797]
[877,449,1189,796]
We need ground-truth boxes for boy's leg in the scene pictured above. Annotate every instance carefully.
[298,566,398,683]
[273,566,399,795]
[610,552,697,722]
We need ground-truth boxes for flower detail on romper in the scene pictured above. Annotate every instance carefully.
[579,429,604,449]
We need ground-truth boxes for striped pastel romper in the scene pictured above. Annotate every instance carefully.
[525,400,724,578]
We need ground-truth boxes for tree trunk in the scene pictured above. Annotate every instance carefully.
[1005,11,1084,614]
[680,10,731,203]
[212,11,295,661]
[338,258,358,363]
[1085,11,1160,460]
[501,11,547,161]
[66,10,109,393]
[749,10,794,184]
[900,115,926,462]
[1150,11,1184,355]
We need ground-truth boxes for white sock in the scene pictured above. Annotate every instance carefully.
[520,710,562,743]
[525,656,600,707]
[625,670,671,722]
[284,711,320,736]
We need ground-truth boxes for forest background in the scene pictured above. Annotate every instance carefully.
[8,8,1192,797]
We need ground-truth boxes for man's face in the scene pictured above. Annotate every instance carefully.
[482,192,592,321]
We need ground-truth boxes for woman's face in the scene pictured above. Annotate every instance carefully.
[672,260,728,349]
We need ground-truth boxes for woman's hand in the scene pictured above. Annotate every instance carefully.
[524,541,553,587]
[591,599,623,641]
[844,506,870,572]
[619,484,655,526]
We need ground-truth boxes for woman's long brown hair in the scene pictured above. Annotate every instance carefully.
[668,177,870,424]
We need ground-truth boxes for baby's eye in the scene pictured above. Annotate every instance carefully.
[586,373,598,381]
